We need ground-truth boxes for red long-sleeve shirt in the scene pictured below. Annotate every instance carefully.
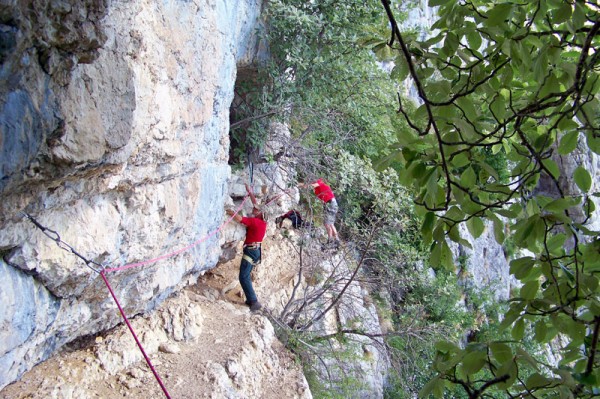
[241,217,267,244]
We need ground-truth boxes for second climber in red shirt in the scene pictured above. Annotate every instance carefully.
[226,184,267,311]
[299,178,340,249]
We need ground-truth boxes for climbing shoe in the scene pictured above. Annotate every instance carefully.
[249,301,262,312]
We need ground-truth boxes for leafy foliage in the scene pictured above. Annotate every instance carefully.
[264,0,404,163]
[372,0,600,397]
[258,0,600,397]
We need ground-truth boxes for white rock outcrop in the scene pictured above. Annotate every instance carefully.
[0,0,265,388]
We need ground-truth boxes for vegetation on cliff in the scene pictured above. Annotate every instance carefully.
[250,0,600,397]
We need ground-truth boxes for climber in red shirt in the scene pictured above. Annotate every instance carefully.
[298,178,339,249]
[226,184,267,311]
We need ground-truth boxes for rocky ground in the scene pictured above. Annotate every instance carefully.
[0,234,312,399]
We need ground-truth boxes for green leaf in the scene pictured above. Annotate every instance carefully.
[509,257,535,280]
[512,318,525,340]
[512,216,539,252]
[489,95,507,121]
[533,46,549,83]
[546,233,567,253]
[496,359,518,390]
[435,350,462,373]
[456,97,479,122]
[552,1,572,24]
[551,314,586,344]
[490,342,512,364]
[520,280,539,300]
[373,42,392,60]
[451,153,470,168]
[574,372,598,386]
[485,3,513,27]
[391,56,410,82]
[574,166,592,192]
[460,350,486,375]
[415,104,429,122]
[460,166,477,188]
[500,306,521,330]
[526,373,551,389]
[534,320,548,342]
[430,242,441,268]
[466,217,485,239]
[477,160,499,181]
[466,31,482,51]
[418,376,444,399]
[396,128,419,148]
[422,211,436,244]
[411,162,427,180]
[443,32,460,56]
[541,158,560,179]
[496,207,519,218]
[426,168,440,200]
[435,340,460,353]
[558,131,579,155]
[447,224,461,242]
[428,0,451,6]
[543,197,581,213]
[572,2,586,27]
[580,274,599,294]
[439,240,454,271]
[539,73,560,98]
[490,214,505,244]
[558,117,579,132]
[587,132,600,155]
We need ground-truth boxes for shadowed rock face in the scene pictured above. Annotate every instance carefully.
[0,0,266,389]
[0,0,110,194]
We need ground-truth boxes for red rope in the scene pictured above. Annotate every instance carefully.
[100,271,172,399]
[99,196,249,398]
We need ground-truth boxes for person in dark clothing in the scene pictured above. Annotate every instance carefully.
[275,210,311,229]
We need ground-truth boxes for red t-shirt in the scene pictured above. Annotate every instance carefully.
[313,179,335,203]
[241,217,267,244]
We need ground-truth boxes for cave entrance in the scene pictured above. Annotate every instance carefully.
[228,66,269,168]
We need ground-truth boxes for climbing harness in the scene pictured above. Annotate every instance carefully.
[242,254,256,264]
[242,242,262,266]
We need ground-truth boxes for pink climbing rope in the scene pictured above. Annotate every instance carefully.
[100,271,172,399]
[99,196,249,399]
[23,193,260,399]
[105,197,248,273]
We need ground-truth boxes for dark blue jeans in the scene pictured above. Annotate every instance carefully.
[239,247,261,303]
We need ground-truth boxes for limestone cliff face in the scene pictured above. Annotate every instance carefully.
[0,0,265,388]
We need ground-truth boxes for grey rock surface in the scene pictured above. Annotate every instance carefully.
[0,0,265,388]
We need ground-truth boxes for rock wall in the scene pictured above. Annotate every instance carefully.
[307,252,390,398]
[0,0,265,389]
[449,223,514,301]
